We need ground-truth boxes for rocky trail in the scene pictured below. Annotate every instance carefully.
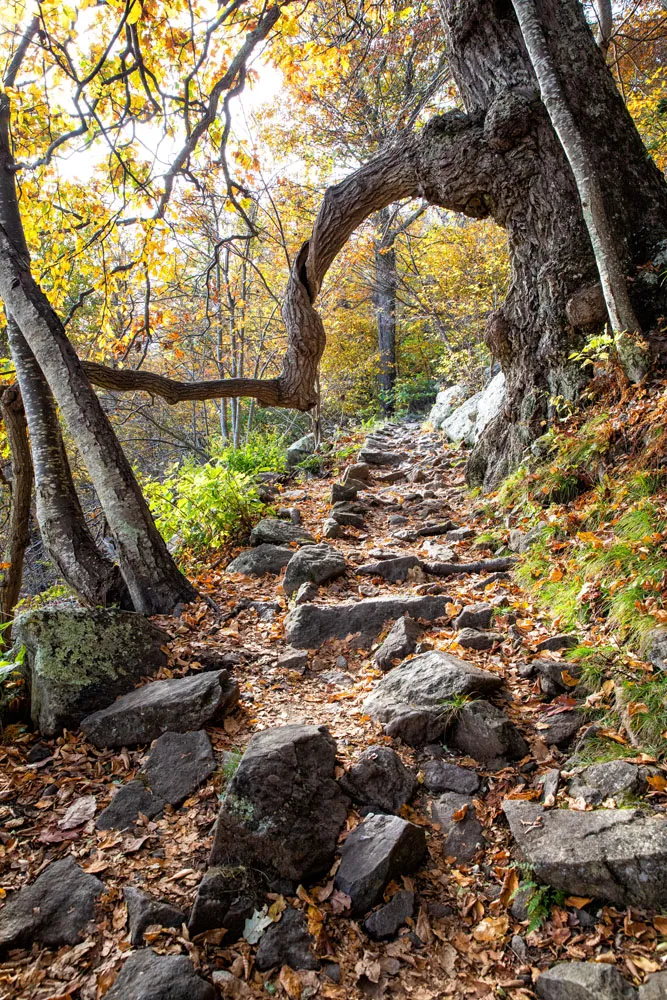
[2,422,667,1000]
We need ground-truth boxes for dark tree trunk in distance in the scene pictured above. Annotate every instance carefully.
[374,208,398,411]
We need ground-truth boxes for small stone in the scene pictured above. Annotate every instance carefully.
[277,649,309,671]
[358,449,405,467]
[535,634,579,652]
[322,517,344,538]
[334,813,427,914]
[449,700,528,764]
[539,709,584,747]
[357,555,422,583]
[510,886,533,922]
[456,628,502,650]
[283,544,346,597]
[255,907,320,972]
[339,745,416,814]
[473,571,511,590]
[374,617,422,671]
[640,972,667,1000]
[124,887,185,946]
[416,521,456,537]
[332,511,366,528]
[331,482,360,503]
[541,769,560,807]
[294,582,318,605]
[533,658,582,698]
[377,469,406,484]
[344,463,371,484]
[453,603,494,631]
[104,950,215,1000]
[568,761,647,806]
[250,518,315,546]
[430,793,483,862]
[535,962,636,1000]
[0,857,103,952]
[322,962,341,983]
[511,934,530,964]
[364,890,414,940]
[644,628,667,672]
[445,527,475,542]
[188,867,255,941]
[421,761,479,795]
[388,514,408,526]
[226,544,294,576]
[287,433,316,468]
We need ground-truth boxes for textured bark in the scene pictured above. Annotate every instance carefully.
[7,321,131,610]
[0,383,33,634]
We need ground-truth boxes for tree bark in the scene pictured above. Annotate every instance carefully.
[7,320,131,610]
[0,382,33,636]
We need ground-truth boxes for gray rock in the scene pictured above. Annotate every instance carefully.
[375,617,422,671]
[343,463,371,484]
[449,700,528,764]
[124,887,185,946]
[339,746,416,814]
[456,628,502,651]
[283,544,346,597]
[323,517,345,539]
[81,671,239,748]
[473,571,511,590]
[357,555,422,583]
[13,608,169,738]
[363,650,503,746]
[422,761,479,795]
[334,813,427,914]
[440,392,481,444]
[332,500,369,516]
[536,634,579,652]
[385,709,448,745]
[364,891,414,940]
[388,514,409,527]
[210,724,348,881]
[285,594,448,649]
[508,528,541,554]
[277,648,309,671]
[431,792,483,862]
[0,857,103,952]
[250,518,315,546]
[331,482,360,503]
[96,731,215,830]
[640,972,667,1000]
[255,907,320,972]
[188,867,255,940]
[377,470,406,484]
[287,433,316,469]
[104,950,215,1000]
[416,521,457,537]
[226,544,293,576]
[536,962,637,1000]
[568,761,648,806]
[541,768,560,806]
[358,449,405,467]
[446,527,475,542]
[510,885,534,922]
[454,603,494,631]
[428,384,467,430]
[534,658,582,699]
[332,511,366,528]
[503,800,667,908]
[643,628,667,672]
[539,709,584,746]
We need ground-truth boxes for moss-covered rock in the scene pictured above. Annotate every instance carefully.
[14,608,169,737]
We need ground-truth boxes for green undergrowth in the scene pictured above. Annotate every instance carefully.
[493,383,667,757]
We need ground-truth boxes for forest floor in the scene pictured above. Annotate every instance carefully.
[2,419,666,1000]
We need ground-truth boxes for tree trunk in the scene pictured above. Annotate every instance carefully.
[0,382,33,636]
[7,320,132,610]
[374,209,398,412]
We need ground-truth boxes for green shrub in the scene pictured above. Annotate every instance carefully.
[211,429,287,475]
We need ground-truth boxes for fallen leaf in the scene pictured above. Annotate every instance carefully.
[58,795,96,830]
[279,965,302,999]
[472,915,508,942]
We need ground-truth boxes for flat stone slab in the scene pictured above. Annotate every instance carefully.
[283,544,346,597]
[96,730,215,830]
[249,518,315,546]
[0,857,104,952]
[357,556,422,583]
[536,962,637,1000]
[104,950,215,1000]
[13,608,169,737]
[334,813,427,914]
[503,800,667,908]
[285,595,448,649]
[210,724,348,881]
[358,449,405,466]
[226,544,293,576]
[81,670,239,748]
[362,650,503,745]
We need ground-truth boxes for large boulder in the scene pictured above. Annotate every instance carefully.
[226,544,293,576]
[96,731,215,830]
[210,724,349,881]
[250,518,315,546]
[428,384,468,430]
[362,650,503,745]
[0,857,104,952]
[334,813,427,914]
[81,671,239,748]
[474,371,506,441]
[284,594,448,649]
[14,608,169,737]
[503,800,667,908]
[287,433,316,468]
[536,962,637,1000]
[441,391,482,445]
[104,950,215,1000]
[283,544,346,597]
[339,746,416,814]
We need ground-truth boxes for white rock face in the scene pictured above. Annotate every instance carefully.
[427,384,467,429]
[440,371,506,445]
